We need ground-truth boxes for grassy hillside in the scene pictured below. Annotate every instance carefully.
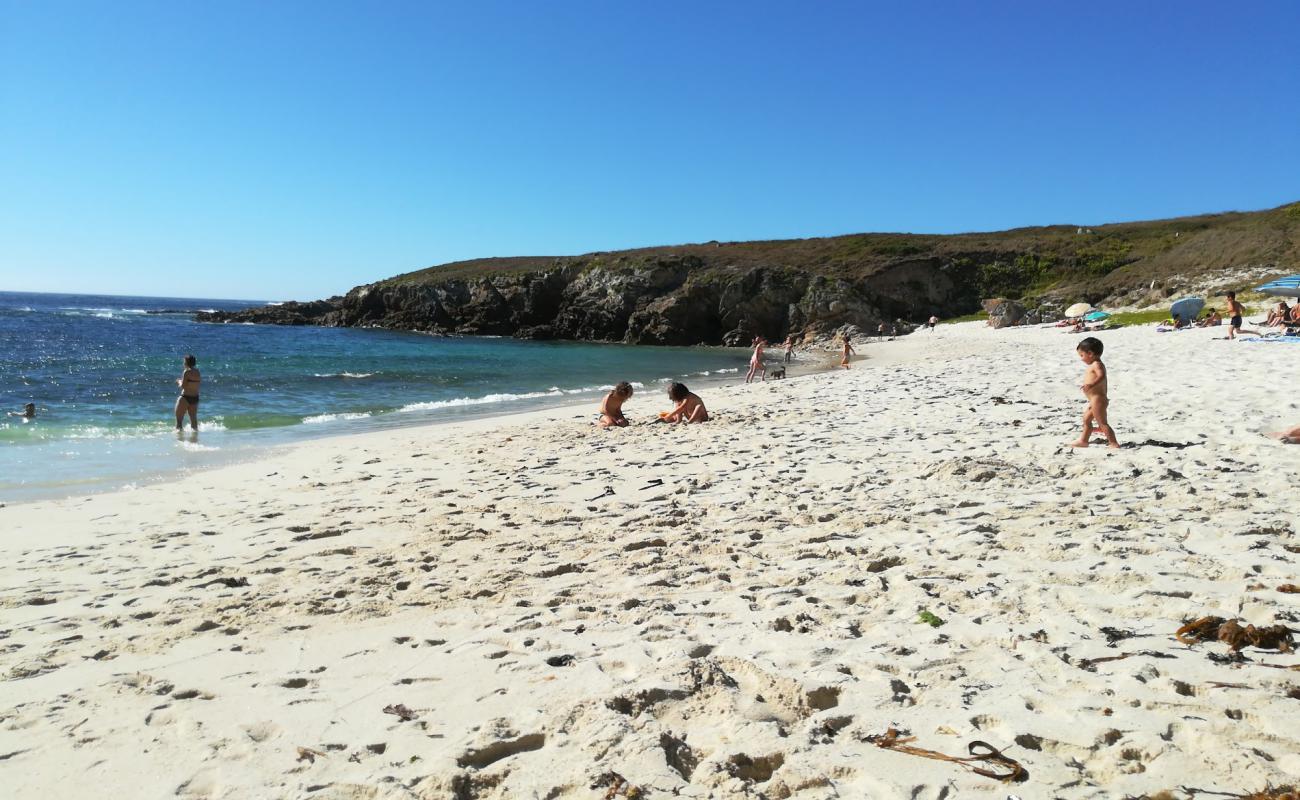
[378,201,1300,308]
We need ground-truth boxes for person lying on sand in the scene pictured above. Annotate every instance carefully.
[597,381,634,428]
[1198,308,1221,327]
[658,382,708,424]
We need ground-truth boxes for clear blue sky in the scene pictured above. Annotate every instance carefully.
[2,1,1297,300]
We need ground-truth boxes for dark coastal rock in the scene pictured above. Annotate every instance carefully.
[196,257,953,345]
[197,299,342,326]
[983,299,1027,329]
[188,202,1300,343]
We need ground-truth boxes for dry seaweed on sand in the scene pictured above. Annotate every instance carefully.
[382,703,418,721]
[1218,620,1294,653]
[1175,616,1295,653]
[1176,616,1228,645]
[591,771,644,799]
[1144,784,1300,799]
[296,746,327,763]
[864,727,1027,783]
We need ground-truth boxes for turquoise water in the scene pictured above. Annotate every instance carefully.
[0,291,756,502]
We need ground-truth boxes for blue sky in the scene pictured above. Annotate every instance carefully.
[1,1,1297,300]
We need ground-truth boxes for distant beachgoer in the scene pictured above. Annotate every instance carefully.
[659,382,708,424]
[877,323,887,341]
[7,403,36,419]
[597,381,634,428]
[175,354,201,431]
[1199,308,1221,327]
[1224,292,1259,340]
[746,337,766,383]
[839,336,855,369]
[783,336,794,364]
[1072,337,1119,449]
[927,315,939,331]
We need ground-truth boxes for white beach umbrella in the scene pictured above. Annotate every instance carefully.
[1064,302,1093,318]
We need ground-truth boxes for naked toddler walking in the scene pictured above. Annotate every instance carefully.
[1072,337,1119,449]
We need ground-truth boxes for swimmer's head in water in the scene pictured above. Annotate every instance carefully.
[24,403,35,415]
[184,354,197,368]
[614,381,633,398]
[668,382,689,402]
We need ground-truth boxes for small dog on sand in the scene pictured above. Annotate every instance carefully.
[770,366,786,380]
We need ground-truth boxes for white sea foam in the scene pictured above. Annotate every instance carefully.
[399,390,565,412]
[313,372,375,379]
[399,383,627,413]
[302,412,373,424]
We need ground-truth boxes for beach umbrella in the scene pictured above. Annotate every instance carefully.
[1170,296,1204,321]
[1064,302,1092,318]
[1255,275,1300,296]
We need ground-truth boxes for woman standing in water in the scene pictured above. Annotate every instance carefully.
[175,354,201,431]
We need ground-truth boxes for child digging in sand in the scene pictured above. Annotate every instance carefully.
[597,381,634,428]
[659,382,708,424]
[1072,337,1119,449]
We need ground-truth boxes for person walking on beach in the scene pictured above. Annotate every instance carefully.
[1223,291,1259,340]
[597,381,634,428]
[746,337,767,383]
[783,335,794,364]
[927,315,939,331]
[839,335,855,369]
[175,354,201,431]
[1072,337,1119,449]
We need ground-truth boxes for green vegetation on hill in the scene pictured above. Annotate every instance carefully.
[378,201,1300,310]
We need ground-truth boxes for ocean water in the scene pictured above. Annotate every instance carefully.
[0,291,759,502]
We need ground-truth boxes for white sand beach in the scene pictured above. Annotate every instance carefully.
[2,321,1297,799]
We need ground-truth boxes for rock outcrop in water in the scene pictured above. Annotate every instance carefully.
[197,257,968,344]
[197,201,1300,344]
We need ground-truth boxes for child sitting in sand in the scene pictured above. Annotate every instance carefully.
[598,381,634,428]
[1072,337,1119,449]
[659,382,708,424]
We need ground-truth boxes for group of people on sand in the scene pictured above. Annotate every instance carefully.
[1263,300,1300,329]
[598,381,707,428]
[743,336,799,383]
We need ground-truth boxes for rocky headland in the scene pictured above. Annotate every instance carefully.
[199,201,1300,344]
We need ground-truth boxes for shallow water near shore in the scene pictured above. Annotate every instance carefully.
[0,291,808,502]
